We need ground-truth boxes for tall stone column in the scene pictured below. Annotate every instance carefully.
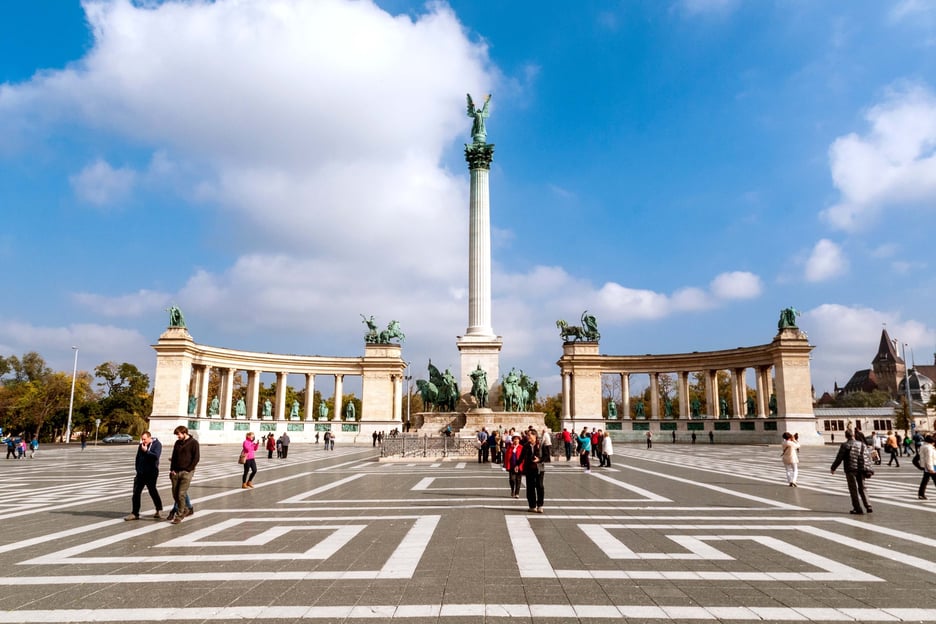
[334,374,344,422]
[706,370,718,418]
[220,368,235,419]
[729,370,740,418]
[561,373,571,420]
[736,368,748,417]
[678,371,690,419]
[198,366,211,419]
[276,372,288,420]
[304,373,315,421]
[621,373,630,420]
[755,366,768,418]
[650,373,660,420]
[247,370,260,420]
[457,139,502,397]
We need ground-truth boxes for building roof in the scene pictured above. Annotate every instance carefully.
[814,407,898,417]
[841,369,877,394]
[871,329,904,365]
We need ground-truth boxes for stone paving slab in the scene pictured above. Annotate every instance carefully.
[0,441,934,622]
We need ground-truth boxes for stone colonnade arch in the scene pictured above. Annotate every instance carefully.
[149,327,406,443]
[557,327,820,445]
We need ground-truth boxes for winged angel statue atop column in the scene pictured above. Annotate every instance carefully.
[467,93,492,144]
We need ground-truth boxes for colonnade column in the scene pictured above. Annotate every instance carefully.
[275,372,288,420]
[729,370,740,417]
[562,373,571,420]
[189,366,203,415]
[650,373,660,419]
[621,373,630,420]
[706,370,717,417]
[198,365,211,418]
[304,374,315,421]
[220,368,235,419]
[755,366,768,418]
[247,370,260,420]
[736,368,748,417]
[677,371,690,418]
[334,375,344,422]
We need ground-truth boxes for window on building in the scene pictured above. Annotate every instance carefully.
[872,419,893,431]
[823,420,846,431]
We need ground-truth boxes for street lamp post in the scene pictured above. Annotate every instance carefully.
[404,365,412,433]
[902,342,914,427]
[65,346,79,444]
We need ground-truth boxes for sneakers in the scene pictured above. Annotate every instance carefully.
[152,511,163,520]
[535,507,543,514]
[849,509,864,515]
[919,495,928,500]
[170,516,183,525]
[124,514,139,521]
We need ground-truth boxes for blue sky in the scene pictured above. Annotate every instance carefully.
[2,0,936,399]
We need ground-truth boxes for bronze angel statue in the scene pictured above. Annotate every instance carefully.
[467,93,492,144]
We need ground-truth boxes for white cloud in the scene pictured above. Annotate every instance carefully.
[709,271,762,299]
[72,289,171,318]
[822,83,936,230]
[804,303,934,393]
[804,239,848,282]
[69,159,137,206]
[0,320,154,379]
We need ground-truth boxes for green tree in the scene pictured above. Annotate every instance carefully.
[95,362,152,435]
[534,394,562,431]
[833,390,893,408]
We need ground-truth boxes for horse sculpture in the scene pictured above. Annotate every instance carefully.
[502,368,523,412]
[415,361,457,412]
[556,310,600,342]
[377,319,405,344]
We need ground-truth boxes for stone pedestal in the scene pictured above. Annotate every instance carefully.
[456,334,502,400]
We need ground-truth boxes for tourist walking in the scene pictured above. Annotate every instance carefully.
[265,433,275,459]
[601,431,614,468]
[578,428,592,474]
[125,431,163,521]
[562,428,573,461]
[504,434,523,498]
[280,432,290,459]
[241,432,259,489]
[646,430,653,449]
[917,434,936,500]
[830,429,872,515]
[522,430,545,513]
[540,429,552,463]
[781,432,800,487]
[477,428,489,463]
[169,425,200,525]
[886,431,900,467]
[28,437,38,458]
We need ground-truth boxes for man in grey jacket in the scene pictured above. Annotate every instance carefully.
[831,429,872,515]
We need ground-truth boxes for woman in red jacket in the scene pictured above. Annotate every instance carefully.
[503,435,524,499]
[265,433,276,459]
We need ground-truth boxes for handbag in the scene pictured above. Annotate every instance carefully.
[238,450,247,465]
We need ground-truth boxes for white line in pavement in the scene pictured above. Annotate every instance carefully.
[411,478,434,490]
[619,463,807,510]
[9,604,933,621]
[279,474,365,502]
[586,472,672,501]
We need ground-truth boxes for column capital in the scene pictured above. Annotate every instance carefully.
[465,142,495,170]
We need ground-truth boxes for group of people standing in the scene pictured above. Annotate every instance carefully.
[263,432,290,459]
[558,427,613,472]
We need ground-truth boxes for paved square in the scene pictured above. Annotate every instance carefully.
[1,441,935,622]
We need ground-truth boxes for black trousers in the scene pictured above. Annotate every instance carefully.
[919,471,936,497]
[131,472,163,516]
[525,471,544,509]
[844,471,871,512]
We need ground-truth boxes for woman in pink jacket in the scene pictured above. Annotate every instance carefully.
[242,432,259,489]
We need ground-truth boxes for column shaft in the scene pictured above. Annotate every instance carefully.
[650,373,660,420]
[334,375,344,422]
[621,373,630,420]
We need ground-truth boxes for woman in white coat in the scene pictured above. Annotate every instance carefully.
[601,432,614,468]
[781,432,800,487]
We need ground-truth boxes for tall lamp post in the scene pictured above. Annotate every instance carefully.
[65,346,79,444]
[404,364,412,432]
[902,342,914,428]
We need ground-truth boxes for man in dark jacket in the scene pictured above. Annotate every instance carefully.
[831,429,873,515]
[169,425,200,525]
[125,431,164,521]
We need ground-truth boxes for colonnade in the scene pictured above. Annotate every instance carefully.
[557,327,815,423]
[150,327,406,442]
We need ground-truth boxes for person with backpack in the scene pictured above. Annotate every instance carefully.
[830,429,873,515]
